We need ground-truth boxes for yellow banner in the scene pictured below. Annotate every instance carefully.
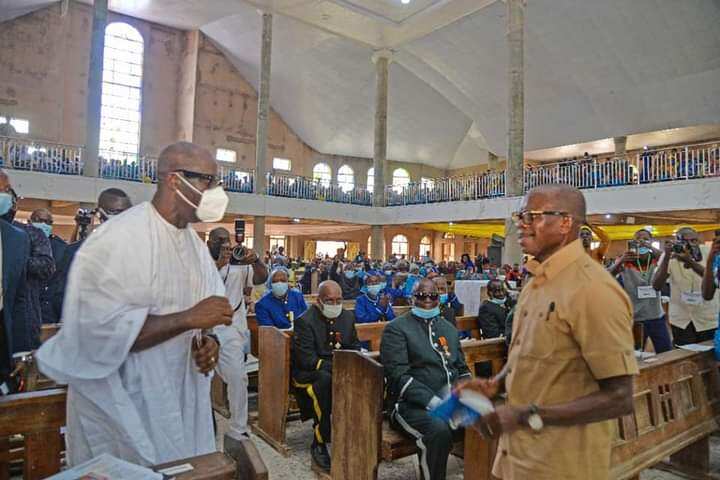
[421,223,720,241]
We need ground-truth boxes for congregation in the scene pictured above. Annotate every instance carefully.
[2,0,720,479]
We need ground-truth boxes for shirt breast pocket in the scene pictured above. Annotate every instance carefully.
[519,309,566,360]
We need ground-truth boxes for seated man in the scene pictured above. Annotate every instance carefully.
[355,271,395,323]
[477,279,515,339]
[292,280,360,472]
[381,278,471,480]
[432,276,458,326]
[330,260,362,299]
[255,266,307,329]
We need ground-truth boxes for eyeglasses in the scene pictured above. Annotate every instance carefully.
[175,169,221,188]
[414,292,439,301]
[511,210,570,225]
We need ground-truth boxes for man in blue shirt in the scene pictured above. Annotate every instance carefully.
[354,271,395,323]
[255,266,307,329]
[701,231,720,310]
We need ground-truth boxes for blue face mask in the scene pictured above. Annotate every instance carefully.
[489,297,507,305]
[412,305,440,319]
[271,282,289,297]
[0,193,13,216]
[638,247,651,255]
[366,283,385,297]
[384,270,393,276]
[32,222,52,238]
[344,270,355,279]
[356,269,366,279]
[439,293,449,304]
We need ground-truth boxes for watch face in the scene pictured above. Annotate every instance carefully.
[528,413,544,431]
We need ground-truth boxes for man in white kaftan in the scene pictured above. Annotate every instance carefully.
[36,142,235,466]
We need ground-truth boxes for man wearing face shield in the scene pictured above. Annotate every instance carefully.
[652,226,718,345]
[477,279,516,339]
[37,142,236,466]
[381,278,471,480]
[255,266,307,329]
[291,280,360,473]
[608,229,672,353]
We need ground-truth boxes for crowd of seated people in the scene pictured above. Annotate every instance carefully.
[265,174,373,206]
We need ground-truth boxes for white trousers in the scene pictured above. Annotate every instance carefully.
[215,334,248,440]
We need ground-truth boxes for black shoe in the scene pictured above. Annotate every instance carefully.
[311,439,331,472]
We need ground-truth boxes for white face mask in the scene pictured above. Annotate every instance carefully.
[320,301,343,319]
[174,173,228,223]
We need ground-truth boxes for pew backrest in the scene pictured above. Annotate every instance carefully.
[0,388,66,479]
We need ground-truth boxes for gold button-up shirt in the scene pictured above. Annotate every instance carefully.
[493,239,639,480]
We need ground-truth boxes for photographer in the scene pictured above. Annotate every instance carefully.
[207,227,267,441]
[56,188,132,318]
[652,227,718,345]
[609,229,672,353]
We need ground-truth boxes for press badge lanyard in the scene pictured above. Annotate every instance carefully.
[221,265,244,313]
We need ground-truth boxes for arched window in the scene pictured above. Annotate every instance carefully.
[337,165,354,192]
[391,234,409,256]
[419,235,432,258]
[100,22,144,162]
[392,168,410,193]
[313,162,332,187]
[367,167,374,192]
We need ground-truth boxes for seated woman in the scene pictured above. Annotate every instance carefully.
[354,271,395,323]
[255,266,308,329]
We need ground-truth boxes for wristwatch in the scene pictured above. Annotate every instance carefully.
[526,404,544,431]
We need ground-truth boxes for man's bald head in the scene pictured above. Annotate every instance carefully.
[527,184,586,225]
[157,142,216,181]
[98,188,131,213]
[30,208,52,224]
[318,280,342,299]
[516,184,587,261]
[208,227,231,244]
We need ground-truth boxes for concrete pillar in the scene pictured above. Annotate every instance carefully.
[503,0,525,266]
[370,49,392,261]
[614,136,627,158]
[255,12,272,195]
[254,216,267,257]
[253,13,272,259]
[84,0,108,178]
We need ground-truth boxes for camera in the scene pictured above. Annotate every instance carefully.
[75,208,95,226]
[75,208,96,240]
[671,242,687,254]
[230,245,247,264]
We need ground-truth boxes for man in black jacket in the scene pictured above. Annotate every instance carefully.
[477,279,516,339]
[329,259,362,299]
[381,278,471,480]
[31,208,67,324]
[292,280,360,472]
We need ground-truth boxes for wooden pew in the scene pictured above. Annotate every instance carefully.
[610,345,720,479]
[330,339,506,480]
[355,315,480,352]
[253,319,489,458]
[0,388,267,480]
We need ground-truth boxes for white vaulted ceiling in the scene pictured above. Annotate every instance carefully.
[3,0,720,169]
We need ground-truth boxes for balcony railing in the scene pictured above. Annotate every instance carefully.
[0,136,84,175]
[267,172,373,206]
[385,171,506,206]
[3,136,719,206]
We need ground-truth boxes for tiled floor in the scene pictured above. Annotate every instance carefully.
[214,397,711,480]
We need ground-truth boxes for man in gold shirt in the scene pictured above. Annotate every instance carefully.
[462,184,638,480]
